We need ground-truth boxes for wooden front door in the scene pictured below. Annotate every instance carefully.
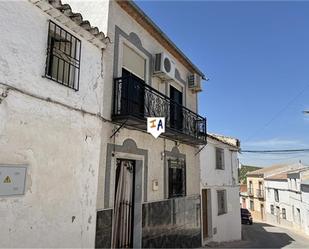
[202,189,209,239]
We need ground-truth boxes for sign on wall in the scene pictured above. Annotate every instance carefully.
[147,117,165,138]
[0,165,27,197]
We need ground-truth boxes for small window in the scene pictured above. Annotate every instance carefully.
[168,159,186,198]
[282,208,286,219]
[274,189,279,202]
[45,21,81,90]
[215,147,224,170]
[250,200,254,211]
[217,190,227,215]
[271,205,274,215]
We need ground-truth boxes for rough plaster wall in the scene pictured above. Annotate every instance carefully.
[0,1,104,247]
[200,140,241,243]
[63,0,110,34]
[210,187,241,242]
[0,92,102,247]
[200,139,237,188]
[0,1,104,115]
[301,191,309,235]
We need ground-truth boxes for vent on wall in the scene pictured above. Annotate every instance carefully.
[153,52,175,81]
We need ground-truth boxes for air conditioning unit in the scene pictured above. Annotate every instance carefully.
[153,52,175,81]
[188,73,202,92]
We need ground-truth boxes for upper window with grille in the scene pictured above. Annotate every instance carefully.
[45,21,81,90]
[217,190,227,215]
[215,147,225,170]
[168,159,186,198]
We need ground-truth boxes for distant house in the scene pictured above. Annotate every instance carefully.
[239,165,262,209]
[265,166,309,232]
[245,164,303,221]
[200,133,241,244]
[239,165,262,184]
[301,179,309,236]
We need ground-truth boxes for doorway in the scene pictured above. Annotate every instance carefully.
[170,85,183,130]
[112,159,135,248]
[121,68,145,117]
[276,206,280,224]
[202,189,210,241]
[260,204,264,220]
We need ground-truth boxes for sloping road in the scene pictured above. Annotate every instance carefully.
[207,221,309,248]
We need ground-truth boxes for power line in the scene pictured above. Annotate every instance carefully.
[241,149,309,154]
[243,83,309,143]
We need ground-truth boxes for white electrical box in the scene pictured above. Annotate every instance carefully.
[0,165,27,197]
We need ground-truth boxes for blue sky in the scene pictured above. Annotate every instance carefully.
[135,0,309,166]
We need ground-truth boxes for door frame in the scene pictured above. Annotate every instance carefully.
[201,188,212,245]
[260,203,264,220]
[111,156,143,248]
[113,159,136,248]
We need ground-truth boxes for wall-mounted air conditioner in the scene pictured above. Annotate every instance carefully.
[153,52,175,81]
[188,73,202,92]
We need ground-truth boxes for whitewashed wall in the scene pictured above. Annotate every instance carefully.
[200,138,241,243]
[0,1,104,247]
[301,186,309,235]
[265,180,293,227]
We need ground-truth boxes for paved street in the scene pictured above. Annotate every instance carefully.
[207,221,309,248]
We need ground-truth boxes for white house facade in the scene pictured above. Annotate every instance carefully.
[265,173,293,227]
[264,165,309,235]
[301,180,309,236]
[200,134,241,244]
[0,0,208,248]
[0,0,107,247]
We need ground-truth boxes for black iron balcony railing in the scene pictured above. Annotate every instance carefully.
[248,188,254,196]
[112,75,207,145]
[256,189,264,199]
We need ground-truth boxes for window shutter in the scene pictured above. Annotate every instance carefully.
[220,149,224,169]
[216,148,221,169]
[123,44,145,80]
[216,148,224,169]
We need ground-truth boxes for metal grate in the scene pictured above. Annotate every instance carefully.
[45,21,81,91]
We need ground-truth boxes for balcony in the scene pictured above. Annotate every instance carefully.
[248,188,254,196]
[256,189,264,199]
[112,75,207,145]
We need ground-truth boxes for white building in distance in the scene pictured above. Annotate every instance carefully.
[200,133,241,244]
[264,164,309,235]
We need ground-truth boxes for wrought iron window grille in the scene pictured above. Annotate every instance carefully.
[168,159,186,198]
[45,21,81,91]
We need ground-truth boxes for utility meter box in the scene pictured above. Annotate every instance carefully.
[0,165,27,197]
